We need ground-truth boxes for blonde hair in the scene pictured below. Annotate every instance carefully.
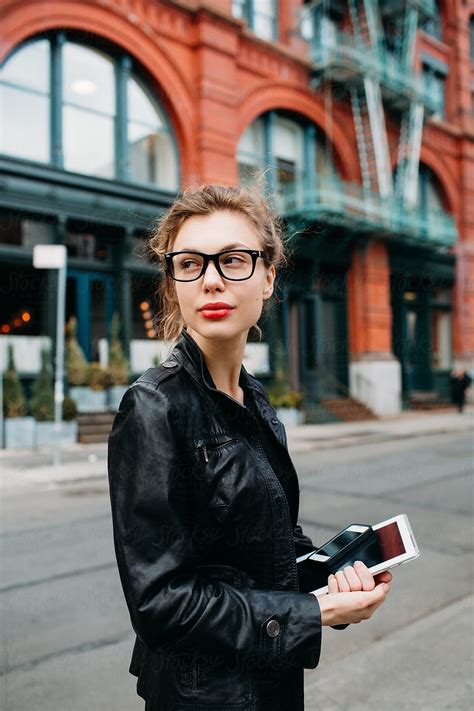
[148,184,288,341]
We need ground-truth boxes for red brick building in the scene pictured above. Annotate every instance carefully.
[1,0,473,418]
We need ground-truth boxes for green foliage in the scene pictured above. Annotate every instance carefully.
[268,341,304,410]
[62,395,77,421]
[30,348,55,421]
[2,344,27,418]
[152,354,161,368]
[106,313,129,386]
[268,390,304,409]
[87,362,108,391]
[66,317,89,386]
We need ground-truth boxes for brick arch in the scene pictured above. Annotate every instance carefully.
[238,84,359,181]
[419,145,459,216]
[1,0,197,184]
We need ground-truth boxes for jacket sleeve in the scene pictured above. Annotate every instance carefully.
[293,523,349,631]
[108,383,322,669]
[294,523,317,558]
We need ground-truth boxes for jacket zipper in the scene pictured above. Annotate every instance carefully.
[199,438,239,464]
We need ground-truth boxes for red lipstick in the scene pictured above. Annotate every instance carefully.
[199,302,234,320]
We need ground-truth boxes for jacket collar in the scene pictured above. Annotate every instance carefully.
[170,328,261,398]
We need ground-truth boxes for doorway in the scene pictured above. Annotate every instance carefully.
[67,270,115,361]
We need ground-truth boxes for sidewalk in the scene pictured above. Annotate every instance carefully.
[285,404,474,453]
[1,406,472,492]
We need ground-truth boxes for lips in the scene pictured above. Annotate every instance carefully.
[199,302,234,320]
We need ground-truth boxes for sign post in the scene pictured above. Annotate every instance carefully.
[33,245,67,466]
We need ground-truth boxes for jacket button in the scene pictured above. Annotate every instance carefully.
[271,418,279,425]
[266,619,280,638]
[162,360,177,368]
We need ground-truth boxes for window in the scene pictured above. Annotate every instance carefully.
[127,78,177,189]
[62,43,115,178]
[417,165,446,215]
[0,36,178,190]
[430,287,452,370]
[422,64,445,118]
[232,0,277,41]
[237,111,338,211]
[421,1,442,41]
[0,40,50,162]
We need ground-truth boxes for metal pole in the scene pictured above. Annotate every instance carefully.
[0,342,4,450]
[53,264,66,466]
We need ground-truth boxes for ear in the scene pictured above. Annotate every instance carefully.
[262,264,276,301]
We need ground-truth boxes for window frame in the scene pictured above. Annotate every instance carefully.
[232,0,279,42]
[0,32,179,190]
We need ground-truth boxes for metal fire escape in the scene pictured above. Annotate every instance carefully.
[305,0,437,212]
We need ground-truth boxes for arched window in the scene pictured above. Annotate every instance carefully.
[237,111,338,209]
[0,35,179,190]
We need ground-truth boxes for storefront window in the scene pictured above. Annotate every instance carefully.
[0,214,54,247]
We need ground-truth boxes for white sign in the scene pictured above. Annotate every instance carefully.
[33,244,67,269]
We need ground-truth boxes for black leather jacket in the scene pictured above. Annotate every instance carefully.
[108,329,323,710]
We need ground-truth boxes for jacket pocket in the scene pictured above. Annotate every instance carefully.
[175,650,255,708]
[193,434,242,510]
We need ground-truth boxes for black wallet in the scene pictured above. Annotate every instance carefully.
[297,524,383,593]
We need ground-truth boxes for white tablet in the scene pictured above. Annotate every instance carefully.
[308,514,420,596]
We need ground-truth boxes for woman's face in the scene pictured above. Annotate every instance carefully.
[171,210,275,343]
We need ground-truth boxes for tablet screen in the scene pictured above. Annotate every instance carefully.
[376,521,406,561]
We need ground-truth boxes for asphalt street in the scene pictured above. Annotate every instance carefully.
[0,427,473,711]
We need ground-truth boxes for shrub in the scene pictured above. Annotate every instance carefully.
[87,362,108,391]
[62,395,77,421]
[2,344,27,417]
[107,313,129,386]
[30,348,55,421]
[268,341,304,410]
[66,317,89,386]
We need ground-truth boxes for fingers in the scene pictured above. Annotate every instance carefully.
[353,561,376,590]
[374,570,393,585]
[327,574,339,594]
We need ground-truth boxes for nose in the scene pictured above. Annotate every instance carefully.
[202,258,225,291]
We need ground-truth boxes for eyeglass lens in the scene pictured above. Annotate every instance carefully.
[171,252,254,281]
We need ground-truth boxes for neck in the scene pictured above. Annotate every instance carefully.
[186,327,247,403]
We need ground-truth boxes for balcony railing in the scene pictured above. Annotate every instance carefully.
[310,29,441,113]
[379,0,436,22]
[279,176,457,248]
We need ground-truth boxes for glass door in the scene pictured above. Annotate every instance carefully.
[67,270,115,361]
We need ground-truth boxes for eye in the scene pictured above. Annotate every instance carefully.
[179,257,201,270]
[222,253,248,266]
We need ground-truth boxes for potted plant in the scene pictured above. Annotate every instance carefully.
[268,342,304,426]
[2,344,35,448]
[86,362,108,411]
[30,347,78,446]
[105,313,130,411]
[66,317,91,412]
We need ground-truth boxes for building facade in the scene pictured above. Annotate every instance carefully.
[1,0,473,417]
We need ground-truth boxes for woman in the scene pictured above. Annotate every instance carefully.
[108,184,392,711]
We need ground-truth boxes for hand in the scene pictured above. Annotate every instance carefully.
[314,561,393,627]
[328,561,393,594]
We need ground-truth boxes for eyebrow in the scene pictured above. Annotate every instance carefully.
[176,243,253,252]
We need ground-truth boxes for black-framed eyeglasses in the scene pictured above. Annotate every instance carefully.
[164,249,267,282]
